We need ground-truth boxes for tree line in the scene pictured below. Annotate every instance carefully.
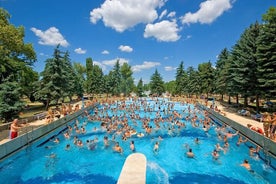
[0,7,275,122]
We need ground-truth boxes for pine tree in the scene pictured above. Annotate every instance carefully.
[137,78,144,97]
[121,62,134,96]
[198,61,215,98]
[150,69,165,96]
[175,61,187,96]
[214,48,229,101]
[0,80,24,122]
[86,58,93,94]
[257,7,276,99]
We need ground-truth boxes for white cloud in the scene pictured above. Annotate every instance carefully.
[90,0,166,32]
[93,61,107,71]
[159,9,167,19]
[181,0,233,25]
[30,27,69,47]
[144,20,181,42]
[118,45,133,53]
[101,50,109,54]
[74,48,86,54]
[167,11,176,18]
[102,58,129,67]
[164,66,175,71]
[132,61,160,72]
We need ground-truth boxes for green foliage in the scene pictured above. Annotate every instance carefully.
[136,78,144,97]
[257,7,276,98]
[35,46,81,109]
[150,69,165,96]
[186,66,200,97]
[175,61,188,95]
[165,80,176,95]
[198,61,215,97]
[85,57,93,93]
[91,65,104,95]
[214,48,229,98]
[0,80,24,122]
[121,62,134,96]
[112,60,122,96]
[0,8,36,84]
[0,8,37,120]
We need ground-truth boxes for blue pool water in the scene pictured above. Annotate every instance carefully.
[0,98,275,184]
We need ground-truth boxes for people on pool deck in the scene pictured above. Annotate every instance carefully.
[10,119,26,139]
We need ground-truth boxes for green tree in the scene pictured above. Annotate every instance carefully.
[257,7,276,99]
[18,66,39,102]
[63,51,80,101]
[136,78,144,97]
[73,62,85,98]
[230,23,260,107]
[35,46,67,109]
[149,69,165,96]
[214,48,229,101]
[0,8,36,84]
[91,64,104,95]
[112,60,122,96]
[121,62,134,96]
[175,61,187,96]
[186,66,200,97]
[85,57,93,94]
[198,61,215,98]
[0,80,24,122]
[165,80,176,95]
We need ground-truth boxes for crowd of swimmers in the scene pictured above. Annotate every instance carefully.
[45,97,264,173]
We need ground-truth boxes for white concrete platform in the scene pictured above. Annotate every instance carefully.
[117,153,147,184]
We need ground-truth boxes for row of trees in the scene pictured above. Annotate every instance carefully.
[0,7,275,122]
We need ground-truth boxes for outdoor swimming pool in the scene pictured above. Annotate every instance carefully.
[0,98,275,184]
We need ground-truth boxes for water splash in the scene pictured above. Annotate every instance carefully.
[147,161,169,184]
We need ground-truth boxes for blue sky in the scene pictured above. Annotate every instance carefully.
[1,0,275,84]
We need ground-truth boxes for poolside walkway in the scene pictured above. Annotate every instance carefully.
[215,102,264,131]
[0,101,84,145]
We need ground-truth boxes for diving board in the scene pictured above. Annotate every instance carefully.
[117,153,147,184]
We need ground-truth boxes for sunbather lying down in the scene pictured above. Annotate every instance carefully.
[247,124,264,135]
[251,113,263,122]
[238,109,250,116]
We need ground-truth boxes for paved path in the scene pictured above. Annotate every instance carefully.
[215,102,264,130]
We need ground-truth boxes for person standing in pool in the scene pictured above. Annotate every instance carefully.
[153,141,159,153]
[130,140,135,152]
[186,148,195,158]
[240,159,251,171]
